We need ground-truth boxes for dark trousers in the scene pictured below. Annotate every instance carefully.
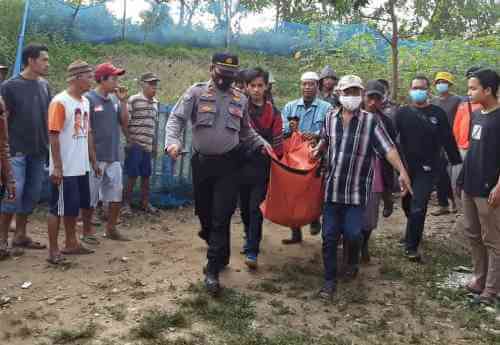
[436,156,453,207]
[322,202,365,282]
[192,153,240,276]
[402,169,434,251]
[239,181,267,257]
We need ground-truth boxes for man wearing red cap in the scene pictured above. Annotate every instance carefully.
[85,63,129,242]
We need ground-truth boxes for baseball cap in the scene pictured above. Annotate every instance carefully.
[466,67,482,78]
[337,75,364,91]
[94,63,125,81]
[140,72,160,82]
[365,80,386,97]
[212,52,239,78]
[301,71,319,82]
[66,60,93,82]
[434,71,454,84]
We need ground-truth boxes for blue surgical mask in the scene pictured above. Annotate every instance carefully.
[436,83,449,94]
[409,89,428,103]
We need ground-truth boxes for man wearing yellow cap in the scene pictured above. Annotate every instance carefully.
[431,71,462,216]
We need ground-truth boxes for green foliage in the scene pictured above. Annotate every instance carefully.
[298,29,499,101]
[420,0,499,39]
[132,308,190,339]
[49,322,97,344]
[181,285,257,334]
[0,0,24,69]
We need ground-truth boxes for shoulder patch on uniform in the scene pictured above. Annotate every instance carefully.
[192,82,207,87]
[230,87,243,96]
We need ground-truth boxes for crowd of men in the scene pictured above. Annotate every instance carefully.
[0,44,499,304]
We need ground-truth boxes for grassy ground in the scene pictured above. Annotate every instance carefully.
[1,203,499,345]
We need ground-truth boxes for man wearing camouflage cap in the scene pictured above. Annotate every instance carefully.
[165,52,269,295]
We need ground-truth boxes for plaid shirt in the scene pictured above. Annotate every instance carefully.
[321,108,394,206]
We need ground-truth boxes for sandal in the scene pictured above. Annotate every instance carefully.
[46,254,68,265]
[80,235,100,245]
[465,282,483,295]
[12,237,46,250]
[142,204,160,215]
[0,243,10,260]
[61,246,95,255]
[121,205,133,217]
[103,230,130,242]
[479,294,496,306]
[431,207,450,216]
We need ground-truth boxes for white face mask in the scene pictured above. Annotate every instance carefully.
[339,95,362,111]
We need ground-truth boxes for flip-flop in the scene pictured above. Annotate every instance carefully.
[46,255,68,265]
[12,237,46,250]
[465,283,483,295]
[80,235,100,245]
[142,204,160,215]
[61,246,95,255]
[0,247,10,260]
[121,206,133,217]
[103,231,131,242]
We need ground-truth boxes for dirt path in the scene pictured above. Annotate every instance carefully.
[0,203,498,345]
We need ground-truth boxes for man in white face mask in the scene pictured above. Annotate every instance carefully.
[312,75,412,299]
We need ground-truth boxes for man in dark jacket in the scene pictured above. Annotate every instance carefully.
[319,65,339,107]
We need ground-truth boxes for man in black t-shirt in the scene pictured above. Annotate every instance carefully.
[458,69,500,305]
[0,44,51,256]
[395,75,461,262]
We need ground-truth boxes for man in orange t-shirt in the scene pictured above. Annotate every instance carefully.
[452,99,482,188]
[453,100,482,152]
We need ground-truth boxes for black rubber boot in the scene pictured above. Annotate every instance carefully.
[204,272,221,296]
[345,238,361,281]
[361,230,372,264]
[282,228,303,245]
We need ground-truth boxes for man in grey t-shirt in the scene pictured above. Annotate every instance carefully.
[0,44,51,256]
[431,71,462,216]
[85,63,129,242]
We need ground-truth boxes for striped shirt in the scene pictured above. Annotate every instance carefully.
[128,93,159,152]
[320,108,394,206]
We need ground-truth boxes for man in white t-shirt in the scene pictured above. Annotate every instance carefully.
[46,60,99,264]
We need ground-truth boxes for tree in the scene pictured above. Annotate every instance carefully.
[420,0,499,39]
[140,0,174,40]
[358,0,416,99]
[63,0,106,25]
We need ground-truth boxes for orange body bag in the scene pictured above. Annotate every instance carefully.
[260,132,324,228]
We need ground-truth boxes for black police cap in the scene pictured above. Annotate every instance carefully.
[212,52,239,68]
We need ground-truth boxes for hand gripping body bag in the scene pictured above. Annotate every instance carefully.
[260,132,324,228]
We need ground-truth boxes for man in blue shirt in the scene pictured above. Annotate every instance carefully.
[281,72,332,244]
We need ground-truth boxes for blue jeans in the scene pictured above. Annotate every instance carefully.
[322,202,365,282]
[1,155,45,215]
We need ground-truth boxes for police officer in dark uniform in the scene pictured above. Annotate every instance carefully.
[165,53,269,295]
